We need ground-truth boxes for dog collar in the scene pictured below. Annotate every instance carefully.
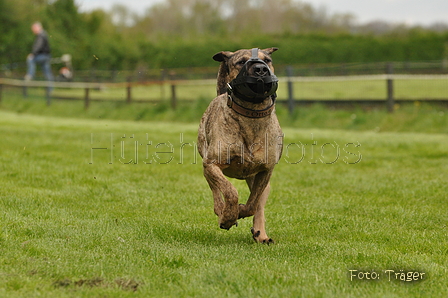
[226,93,275,118]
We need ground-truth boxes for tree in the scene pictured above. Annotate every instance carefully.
[0,0,38,68]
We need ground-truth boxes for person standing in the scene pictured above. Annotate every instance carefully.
[25,22,54,82]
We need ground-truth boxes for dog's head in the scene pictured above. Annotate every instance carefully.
[213,48,278,103]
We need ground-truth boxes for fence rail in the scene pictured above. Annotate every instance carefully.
[1,73,447,113]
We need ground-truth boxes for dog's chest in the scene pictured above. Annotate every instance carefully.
[217,132,281,179]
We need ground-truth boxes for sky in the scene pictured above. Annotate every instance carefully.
[77,0,448,26]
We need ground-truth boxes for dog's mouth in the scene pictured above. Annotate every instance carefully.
[246,62,273,94]
[228,48,278,103]
[247,80,275,96]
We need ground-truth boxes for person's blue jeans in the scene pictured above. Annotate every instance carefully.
[27,54,54,81]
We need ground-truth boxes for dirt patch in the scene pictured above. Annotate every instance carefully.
[74,277,104,288]
[53,277,140,292]
[115,278,140,292]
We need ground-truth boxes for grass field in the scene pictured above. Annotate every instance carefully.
[287,78,448,100]
[1,89,448,134]
[1,105,447,297]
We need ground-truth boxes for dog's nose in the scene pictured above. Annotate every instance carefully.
[253,64,269,77]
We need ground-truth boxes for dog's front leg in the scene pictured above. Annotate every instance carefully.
[203,162,239,230]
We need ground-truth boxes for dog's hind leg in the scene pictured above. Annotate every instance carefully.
[251,182,272,244]
[203,163,239,230]
[241,172,273,244]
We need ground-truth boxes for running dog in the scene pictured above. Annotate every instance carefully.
[198,48,283,243]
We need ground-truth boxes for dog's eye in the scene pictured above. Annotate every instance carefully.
[237,59,247,65]
[264,58,272,63]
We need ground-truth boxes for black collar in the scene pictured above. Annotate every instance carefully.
[226,94,276,118]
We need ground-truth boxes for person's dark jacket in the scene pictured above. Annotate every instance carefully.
[32,30,51,55]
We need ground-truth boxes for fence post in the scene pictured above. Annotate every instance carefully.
[170,71,177,110]
[126,77,132,104]
[46,85,51,106]
[84,87,90,110]
[386,63,394,113]
[160,69,167,100]
[171,83,177,110]
[286,65,295,115]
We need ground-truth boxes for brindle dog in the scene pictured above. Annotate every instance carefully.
[197,48,283,244]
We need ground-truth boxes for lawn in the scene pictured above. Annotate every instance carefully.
[283,78,448,100]
[50,81,217,102]
[1,88,448,134]
[0,109,447,297]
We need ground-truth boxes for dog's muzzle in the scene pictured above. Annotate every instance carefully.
[227,48,278,103]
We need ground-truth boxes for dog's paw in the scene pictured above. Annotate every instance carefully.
[251,227,274,244]
[219,207,239,230]
[219,219,238,230]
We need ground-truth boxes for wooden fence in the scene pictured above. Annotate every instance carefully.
[1,73,448,114]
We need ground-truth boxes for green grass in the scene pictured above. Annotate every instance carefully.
[0,107,447,297]
[282,79,448,100]
[1,89,448,134]
[51,82,217,102]
[394,79,448,100]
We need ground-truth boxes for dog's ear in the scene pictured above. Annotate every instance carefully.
[213,51,233,62]
[262,47,279,55]
[214,51,234,95]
